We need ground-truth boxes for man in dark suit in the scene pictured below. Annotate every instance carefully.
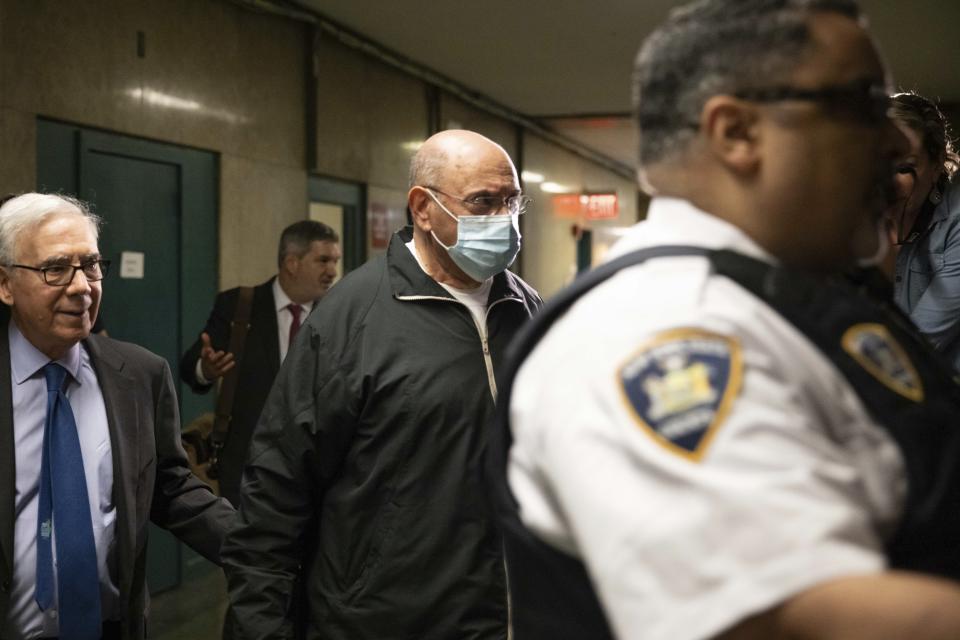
[0,193,234,640]
[180,220,340,506]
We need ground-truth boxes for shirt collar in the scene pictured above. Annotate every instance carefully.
[273,277,314,314]
[608,197,777,264]
[8,317,83,385]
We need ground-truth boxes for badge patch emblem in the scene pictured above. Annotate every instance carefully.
[619,329,742,460]
[841,323,923,402]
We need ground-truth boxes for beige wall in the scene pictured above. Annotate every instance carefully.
[522,133,640,298]
[0,0,640,293]
[311,31,430,258]
[312,31,428,191]
[0,0,307,287]
[440,93,518,161]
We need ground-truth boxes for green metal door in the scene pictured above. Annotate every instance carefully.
[79,136,181,370]
[37,119,218,593]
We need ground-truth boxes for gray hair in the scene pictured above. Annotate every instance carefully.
[0,193,101,265]
[408,145,448,189]
[634,0,862,166]
[277,219,339,268]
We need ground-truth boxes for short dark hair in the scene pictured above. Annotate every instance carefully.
[278,219,339,268]
[890,92,959,182]
[633,0,862,166]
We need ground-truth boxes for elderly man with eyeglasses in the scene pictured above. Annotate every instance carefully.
[0,193,234,640]
[222,129,541,640]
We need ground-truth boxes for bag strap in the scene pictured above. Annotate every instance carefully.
[208,286,255,475]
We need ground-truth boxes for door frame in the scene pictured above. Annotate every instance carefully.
[308,174,366,272]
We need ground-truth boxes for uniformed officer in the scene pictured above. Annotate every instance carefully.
[490,1,960,639]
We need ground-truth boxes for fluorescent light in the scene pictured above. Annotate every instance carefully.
[401,141,424,152]
[521,170,544,183]
[131,88,201,111]
[541,181,572,193]
[125,87,247,124]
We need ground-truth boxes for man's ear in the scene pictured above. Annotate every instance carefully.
[408,186,433,232]
[281,253,299,276]
[0,267,14,306]
[700,95,761,175]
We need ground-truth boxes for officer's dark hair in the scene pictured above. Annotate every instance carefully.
[633,0,862,166]
[890,92,959,183]
[277,219,339,268]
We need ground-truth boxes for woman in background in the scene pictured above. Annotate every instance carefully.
[886,92,960,367]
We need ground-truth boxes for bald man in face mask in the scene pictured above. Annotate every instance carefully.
[221,130,542,640]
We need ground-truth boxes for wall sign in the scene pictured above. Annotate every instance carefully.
[551,193,619,220]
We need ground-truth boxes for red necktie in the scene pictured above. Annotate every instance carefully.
[287,303,302,347]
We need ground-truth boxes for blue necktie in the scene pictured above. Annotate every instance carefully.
[35,362,102,639]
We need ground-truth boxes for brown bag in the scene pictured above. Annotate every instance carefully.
[181,412,219,493]
[181,286,255,495]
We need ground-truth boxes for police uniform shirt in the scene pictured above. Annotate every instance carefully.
[508,197,906,640]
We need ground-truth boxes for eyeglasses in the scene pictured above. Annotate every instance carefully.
[640,78,892,131]
[734,78,892,124]
[9,259,111,286]
[423,186,531,216]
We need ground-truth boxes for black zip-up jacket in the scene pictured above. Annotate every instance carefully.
[222,227,541,640]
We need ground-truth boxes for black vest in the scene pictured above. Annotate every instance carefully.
[488,247,960,639]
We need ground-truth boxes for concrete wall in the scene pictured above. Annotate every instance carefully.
[0,0,306,288]
[0,0,642,297]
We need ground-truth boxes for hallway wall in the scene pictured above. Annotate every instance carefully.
[0,0,306,288]
[0,0,642,297]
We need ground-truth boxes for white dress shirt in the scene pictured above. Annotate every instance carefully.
[3,320,118,640]
[194,278,315,385]
[272,278,314,363]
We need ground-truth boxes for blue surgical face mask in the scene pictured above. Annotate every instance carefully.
[427,190,522,282]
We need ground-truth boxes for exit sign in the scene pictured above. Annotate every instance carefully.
[552,193,619,220]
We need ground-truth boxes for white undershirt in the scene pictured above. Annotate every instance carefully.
[406,238,491,325]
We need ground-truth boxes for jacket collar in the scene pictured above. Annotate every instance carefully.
[387,226,528,304]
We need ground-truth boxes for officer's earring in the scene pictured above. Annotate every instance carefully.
[930,188,944,205]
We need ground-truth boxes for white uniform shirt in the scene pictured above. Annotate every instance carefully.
[508,197,906,640]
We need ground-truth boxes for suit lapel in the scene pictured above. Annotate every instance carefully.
[0,310,15,587]
[84,335,140,609]
[257,279,281,372]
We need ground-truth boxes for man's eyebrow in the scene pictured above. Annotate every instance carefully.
[38,253,101,267]
[465,188,520,199]
[38,255,71,267]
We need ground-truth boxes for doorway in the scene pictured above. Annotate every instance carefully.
[308,175,366,272]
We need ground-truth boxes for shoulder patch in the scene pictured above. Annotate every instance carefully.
[841,323,923,402]
[618,328,742,461]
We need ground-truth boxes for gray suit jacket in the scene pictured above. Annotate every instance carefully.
[0,310,236,640]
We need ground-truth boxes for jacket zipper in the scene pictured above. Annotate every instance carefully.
[397,291,524,636]
[394,294,520,402]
